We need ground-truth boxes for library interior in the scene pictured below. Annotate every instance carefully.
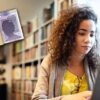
[0,0,100,100]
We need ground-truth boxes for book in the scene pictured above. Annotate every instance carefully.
[41,27,47,40]
[32,17,38,32]
[34,31,38,44]
[0,46,6,63]
[40,42,48,56]
[25,65,31,79]
[0,9,24,45]
[43,8,52,22]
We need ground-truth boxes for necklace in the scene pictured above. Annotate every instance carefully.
[70,76,83,94]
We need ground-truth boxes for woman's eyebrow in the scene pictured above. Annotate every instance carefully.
[79,29,88,31]
[79,29,95,33]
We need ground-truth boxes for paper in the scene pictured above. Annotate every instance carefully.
[0,9,24,45]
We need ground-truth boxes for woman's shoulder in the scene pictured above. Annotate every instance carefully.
[40,54,53,72]
[41,54,52,66]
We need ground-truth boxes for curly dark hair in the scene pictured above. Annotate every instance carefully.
[48,5,99,69]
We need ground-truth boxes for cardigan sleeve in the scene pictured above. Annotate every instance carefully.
[31,54,63,100]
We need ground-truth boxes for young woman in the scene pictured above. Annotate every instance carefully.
[32,5,99,100]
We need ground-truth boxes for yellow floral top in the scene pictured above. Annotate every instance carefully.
[61,70,89,95]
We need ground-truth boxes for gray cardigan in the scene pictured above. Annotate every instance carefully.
[32,54,96,100]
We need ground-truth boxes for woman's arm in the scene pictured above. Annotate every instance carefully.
[32,55,63,100]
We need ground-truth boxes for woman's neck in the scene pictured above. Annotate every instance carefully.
[68,56,83,67]
[67,52,85,77]
[69,50,85,67]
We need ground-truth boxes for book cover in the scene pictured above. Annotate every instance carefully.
[0,9,24,45]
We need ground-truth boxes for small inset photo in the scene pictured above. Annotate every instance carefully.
[0,9,24,45]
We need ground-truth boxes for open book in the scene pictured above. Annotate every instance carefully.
[0,9,24,45]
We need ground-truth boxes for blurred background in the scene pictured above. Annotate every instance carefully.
[0,0,100,100]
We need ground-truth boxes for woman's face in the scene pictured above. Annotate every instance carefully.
[74,19,96,55]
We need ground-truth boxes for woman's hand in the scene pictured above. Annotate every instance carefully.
[61,91,92,100]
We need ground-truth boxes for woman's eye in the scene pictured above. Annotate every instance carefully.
[78,32,85,35]
[90,33,94,37]
[90,31,95,37]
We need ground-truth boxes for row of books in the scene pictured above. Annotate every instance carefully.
[12,64,37,80]
[13,53,23,64]
[12,66,22,80]
[12,49,37,66]
[24,94,32,100]
[11,92,21,100]
[25,30,39,50]
[13,46,39,64]
[12,80,37,96]
[12,80,22,92]
[25,46,38,61]
[12,92,32,100]
[25,65,37,79]
[24,80,37,94]
[41,22,52,40]
[14,43,48,62]
[25,22,52,50]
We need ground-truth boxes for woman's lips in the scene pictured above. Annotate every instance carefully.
[82,46,91,50]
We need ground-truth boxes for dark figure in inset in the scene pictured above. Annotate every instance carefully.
[2,19,21,43]
[0,77,7,100]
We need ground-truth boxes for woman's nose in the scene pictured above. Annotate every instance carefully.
[84,35,91,43]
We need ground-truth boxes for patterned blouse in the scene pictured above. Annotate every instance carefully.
[61,70,89,95]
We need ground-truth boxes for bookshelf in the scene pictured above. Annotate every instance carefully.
[11,0,86,100]
[11,1,54,100]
